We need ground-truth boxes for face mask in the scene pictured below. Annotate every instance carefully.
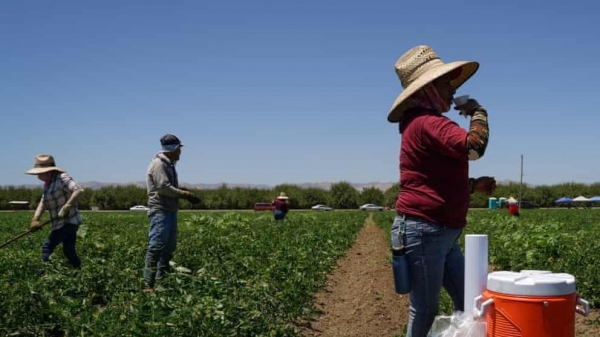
[409,82,450,114]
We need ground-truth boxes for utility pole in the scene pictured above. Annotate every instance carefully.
[518,155,523,209]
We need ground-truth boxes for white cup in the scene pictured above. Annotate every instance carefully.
[453,95,469,107]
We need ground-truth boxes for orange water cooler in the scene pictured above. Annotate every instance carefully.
[473,270,590,337]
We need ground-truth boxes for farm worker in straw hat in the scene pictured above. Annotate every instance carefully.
[143,134,201,291]
[25,154,84,269]
[387,45,496,336]
[508,196,520,216]
[272,192,290,221]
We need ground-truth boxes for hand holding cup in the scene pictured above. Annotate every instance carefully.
[453,95,481,117]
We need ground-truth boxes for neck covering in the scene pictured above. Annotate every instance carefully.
[409,82,450,114]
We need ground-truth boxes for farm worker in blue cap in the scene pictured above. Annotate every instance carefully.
[143,134,201,291]
[25,154,84,269]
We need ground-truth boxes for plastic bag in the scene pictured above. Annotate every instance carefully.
[427,311,486,337]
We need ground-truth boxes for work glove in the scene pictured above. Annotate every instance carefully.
[454,98,483,117]
[179,189,201,204]
[29,219,42,232]
[59,188,82,218]
[58,203,73,218]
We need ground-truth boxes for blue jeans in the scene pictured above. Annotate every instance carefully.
[391,213,465,337]
[41,224,81,269]
[273,210,286,220]
[143,210,177,287]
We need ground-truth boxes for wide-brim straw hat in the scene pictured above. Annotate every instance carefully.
[508,197,518,204]
[387,45,480,123]
[277,192,289,200]
[25,154,65,175]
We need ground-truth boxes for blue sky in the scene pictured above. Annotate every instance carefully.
[1,0,599,187]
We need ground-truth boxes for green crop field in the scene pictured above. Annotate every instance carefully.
[1,209,599,336]
[0,211,367,336]
[373,209,600,315]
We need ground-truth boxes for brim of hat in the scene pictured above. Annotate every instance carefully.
[387,61,480,123]
[25,167,65,175]
[161,143,184,152]
[278,196,289,199]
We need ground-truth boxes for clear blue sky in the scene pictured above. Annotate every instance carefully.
[1,0,598,187]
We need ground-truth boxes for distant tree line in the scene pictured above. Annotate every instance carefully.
[1,181,599,211]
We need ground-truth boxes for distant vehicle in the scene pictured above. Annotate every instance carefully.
[359,204,384,211]
[253,202,274,211]
[8,201,29,211]
[311,204,334,211]
[129,205,149,211]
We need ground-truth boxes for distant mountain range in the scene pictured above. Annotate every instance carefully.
[3,179,528,191]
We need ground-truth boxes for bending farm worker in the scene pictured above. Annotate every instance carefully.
[387,45,496,336]
[143,134,200,291]
[272,192,290,221]
[25,154,84,269]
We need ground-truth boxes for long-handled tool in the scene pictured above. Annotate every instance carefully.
[0,219,52,250]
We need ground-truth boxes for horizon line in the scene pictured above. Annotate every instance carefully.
[1,179,599,189]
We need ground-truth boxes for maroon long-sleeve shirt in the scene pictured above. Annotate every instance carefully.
[396,108,489,228]
[272,199,289,213]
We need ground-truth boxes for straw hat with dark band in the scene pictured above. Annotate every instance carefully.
[25,154,65,175]
[387,45,480,123]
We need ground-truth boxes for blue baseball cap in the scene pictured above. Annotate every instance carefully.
[160,134,184,152]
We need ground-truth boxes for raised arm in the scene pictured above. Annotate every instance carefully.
[422,106,489,161]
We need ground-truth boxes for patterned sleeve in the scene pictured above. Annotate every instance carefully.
[467,108,489,161]
[59,173,84,192]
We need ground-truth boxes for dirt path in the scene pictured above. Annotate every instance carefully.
[298,214,599,337]
[299,214,409,337]
[576,310,600,336]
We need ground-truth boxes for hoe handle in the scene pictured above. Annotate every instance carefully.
[0,219,52,250]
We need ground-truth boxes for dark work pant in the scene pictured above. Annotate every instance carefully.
[273,210,287,220]
[41,224,81,269]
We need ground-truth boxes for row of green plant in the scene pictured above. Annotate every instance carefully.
[2,180,600,211]
[372,209,600,312]
[0,211,367,336]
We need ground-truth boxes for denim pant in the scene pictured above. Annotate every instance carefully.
[273,210,286,220]
[41,224,81,269]
[391,213,465,337]
[143,210,177,287]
